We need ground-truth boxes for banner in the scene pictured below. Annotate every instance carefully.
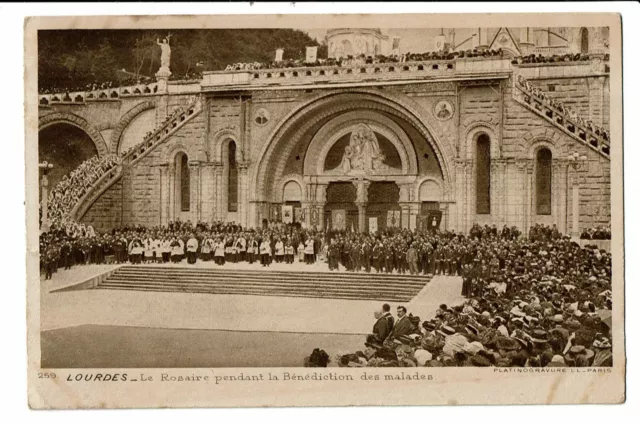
[369,217,378,234]
[435,34,447,51]
[331,209,346,230]
[275,48,284,62]
[282,205,293,224]
[392,36,401,51]
[305,46,318,63]
[387,210,400,228]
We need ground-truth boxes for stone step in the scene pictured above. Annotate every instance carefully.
[97,283,414,302]
[116,266,429,282]
[110,271,428,287]
[98,266,430,301]
[104,277,426,293]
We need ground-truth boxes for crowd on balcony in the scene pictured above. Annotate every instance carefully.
[223,48,505,72]
[580,225,611,240]
[44,155,121,229]
[304,224,612,368]
[517,75,610,142]
[38,76,156,96]
[512,53,609,65]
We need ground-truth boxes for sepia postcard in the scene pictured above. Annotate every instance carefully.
[26,12,625,408]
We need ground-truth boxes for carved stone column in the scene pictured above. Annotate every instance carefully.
[168,162,176,222]
[238,161,249,228]
[552,160,568,234]
[515,159,530,235]
[213,161,224,221]
[158,164,169,226]
[188,160,201,223]
[353,180,371,233]
[317,183,328,230]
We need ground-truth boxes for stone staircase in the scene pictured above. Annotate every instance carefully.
[512,75,610,159]
[70,99,203,221]
[95,265,432,302]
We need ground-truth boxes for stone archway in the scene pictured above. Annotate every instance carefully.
[39,112,108,157]
[110,101,155,154]
[252,89,453,204]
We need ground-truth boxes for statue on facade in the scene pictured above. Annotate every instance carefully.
[156,34,172,73]
[338,123,389,174]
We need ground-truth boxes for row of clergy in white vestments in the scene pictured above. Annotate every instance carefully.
[125,236,317,264]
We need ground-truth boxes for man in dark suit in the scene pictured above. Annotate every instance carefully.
[371,303,394,343]
[386,306,415,343]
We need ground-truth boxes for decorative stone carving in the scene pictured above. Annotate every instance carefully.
[329,123,396,176]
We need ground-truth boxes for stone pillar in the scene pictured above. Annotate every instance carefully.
[158,164,169,226]
[353,180,370,232]
[200,162,215,223]
[238,162,249,228]
[515,159,529,235]
[552,161,568,234]
[478,28,488,50]
[398,182,413,229]
[465,160,474,232]
[213,162,224,221]
[317,184,328,230]
[569,170,581,239]
[356,202,367,233]
[39,162,53,233]
[525,161,534,233]
[168,162,176,222]
[301,201,312,229]
[189,161,201,223]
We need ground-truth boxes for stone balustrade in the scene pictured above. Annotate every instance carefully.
[514,76,610,158]
[38,81,161,106]
[201,58,512,89]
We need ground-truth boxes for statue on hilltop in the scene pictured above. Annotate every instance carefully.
[156,34,172,73]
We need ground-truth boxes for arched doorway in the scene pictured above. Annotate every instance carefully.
[366,182,400,232]
[38,123,99,190]
[325,182,357,231]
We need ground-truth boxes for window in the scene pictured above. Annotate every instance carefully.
[179,153,190,212]
[476,134,491,214]
[580,28,589,54]
[228,141,238,212]
[536,148,552,215]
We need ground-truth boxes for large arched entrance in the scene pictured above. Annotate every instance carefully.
[38,123,99,189]
[251,90,450,230]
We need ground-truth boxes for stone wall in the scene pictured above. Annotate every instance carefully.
[80,179,123,231]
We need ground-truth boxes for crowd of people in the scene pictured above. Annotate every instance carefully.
[517,75,610,142]
[580,225,611,240]
[44,155,121,230]
[223,48,505,72]
[40,217,613,369]
[512,52,609,65]
[305,223,612,368]
[38,76,155,96]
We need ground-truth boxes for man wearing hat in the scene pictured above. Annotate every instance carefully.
[591,336,612,367]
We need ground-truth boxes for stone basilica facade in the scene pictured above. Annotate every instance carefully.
[38,27,611,236]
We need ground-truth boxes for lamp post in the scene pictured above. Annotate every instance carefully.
[39,161,54,233]
[567,152,587,239]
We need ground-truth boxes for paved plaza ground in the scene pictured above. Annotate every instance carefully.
[40,262,463,367]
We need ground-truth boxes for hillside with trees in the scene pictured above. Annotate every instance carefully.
[38,29,327,90]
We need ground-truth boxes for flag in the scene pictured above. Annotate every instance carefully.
[305,46,318,63]
[435,34,447,51]
[275,48,284,62]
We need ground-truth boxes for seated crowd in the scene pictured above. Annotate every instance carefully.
[305,223,612,368]
[517,75,610,142]
[45,155,120,230]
